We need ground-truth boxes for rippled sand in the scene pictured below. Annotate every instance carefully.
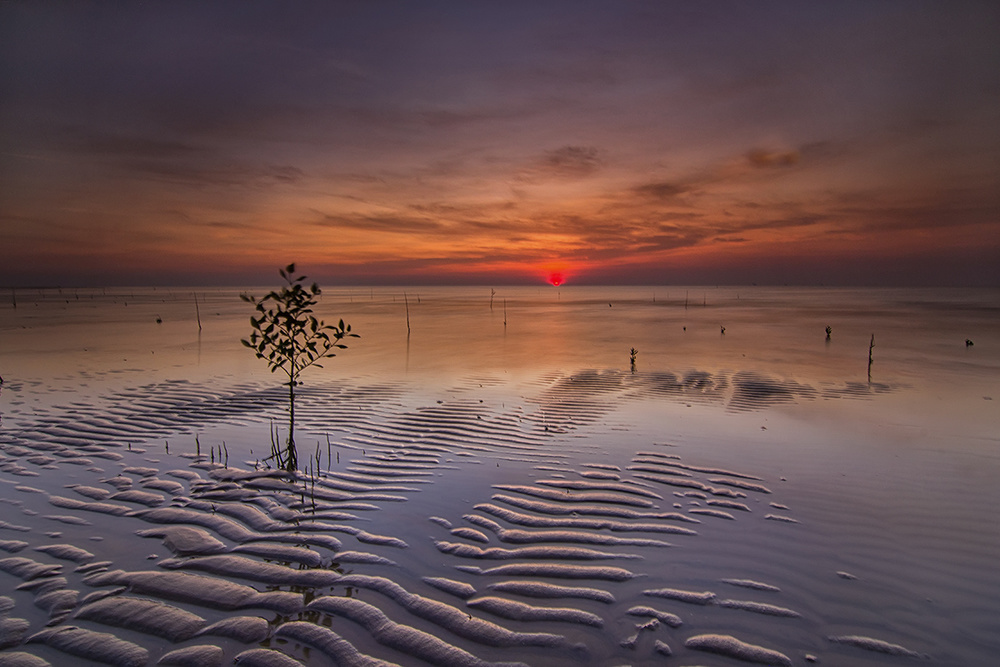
[1,286,998,665]
[1,367,995,666]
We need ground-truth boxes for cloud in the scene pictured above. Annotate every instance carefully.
[56,127,204,159]
[300,140,935,280]
[516,146,603,182]
[409,201,518,218]
[631,181,691,200]
[745,148,800,168]
[116,160,306,188]
[831,193,1000,237]
[312,212,445,234]
[541,146,602,175]
[44,124,308,190]
[414,104,543,129]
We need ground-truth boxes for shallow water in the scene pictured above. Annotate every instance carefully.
[0,286,998,666]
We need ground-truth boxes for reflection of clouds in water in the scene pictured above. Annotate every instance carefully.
[536,368,896,414]
[635,371,729,402]
[728,372,817,412]
[820,381,893,399]
[0,369,899,458]
[726,373,896,411]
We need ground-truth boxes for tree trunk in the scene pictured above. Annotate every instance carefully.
[286,379,297,472]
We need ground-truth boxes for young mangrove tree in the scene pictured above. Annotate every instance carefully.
[241,263,357,471]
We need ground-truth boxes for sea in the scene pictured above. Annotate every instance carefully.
[0,285,998,665]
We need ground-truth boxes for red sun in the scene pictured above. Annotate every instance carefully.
[548,272,564,287]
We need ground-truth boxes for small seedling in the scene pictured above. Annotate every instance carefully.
[629,347,638,374]
[242,264,358,472]
[826,326,832,340]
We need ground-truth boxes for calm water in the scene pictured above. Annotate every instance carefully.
[1,285,998,665]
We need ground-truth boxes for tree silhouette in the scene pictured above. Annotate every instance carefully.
[241,264,357,471]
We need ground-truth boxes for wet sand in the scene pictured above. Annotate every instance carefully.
[1,368,997,666]
[1,286,998,665]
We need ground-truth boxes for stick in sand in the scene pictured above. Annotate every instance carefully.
[404,292,411,334]
[868,334,875,383]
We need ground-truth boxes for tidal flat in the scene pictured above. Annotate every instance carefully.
[1,286,998,666]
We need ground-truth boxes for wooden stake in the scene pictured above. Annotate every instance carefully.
[404,292,411,333]
[868,334,875,383]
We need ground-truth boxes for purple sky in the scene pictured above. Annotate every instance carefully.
[2,1,998,286]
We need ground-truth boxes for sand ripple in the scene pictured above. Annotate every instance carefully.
[271,622,399,666]
[828,634,927,658]
[685,633,792,666]
[307,596,531,667]
[26,625,148,667]
[467,596,603,627]
[158,644,224,667]
[488,580,614,604]
[0,369,933,665]
[74,595,205,642]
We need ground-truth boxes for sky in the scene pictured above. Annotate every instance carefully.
[1,1,998,287]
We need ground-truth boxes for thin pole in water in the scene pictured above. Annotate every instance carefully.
[404,292,411,334]
[868,334,875,383]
